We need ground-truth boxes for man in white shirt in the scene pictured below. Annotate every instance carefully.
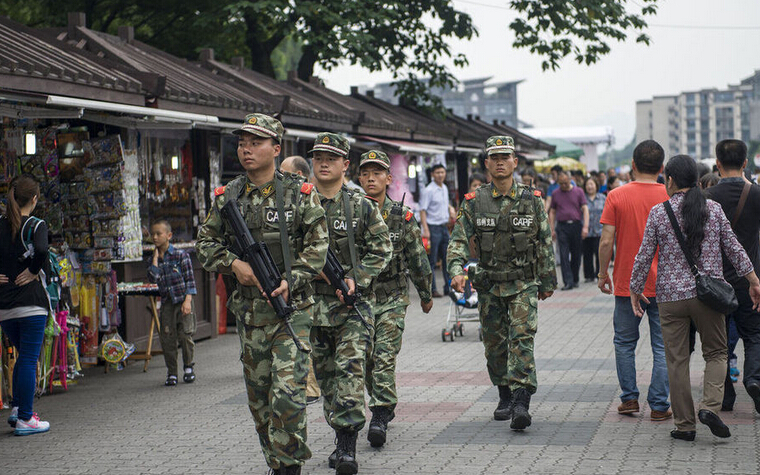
[420,164,451,297]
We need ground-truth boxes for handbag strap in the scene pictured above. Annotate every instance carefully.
[731,182,751,228]
[663,200,700,278]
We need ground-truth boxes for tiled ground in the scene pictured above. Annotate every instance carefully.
[2,273,759,474]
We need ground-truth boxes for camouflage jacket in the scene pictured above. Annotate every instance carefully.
[375,196,432,304]
[313,186,392,322]
[447,180,557,297]
[195,172,329,326]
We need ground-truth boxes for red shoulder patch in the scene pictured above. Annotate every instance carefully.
[300,183,314,194]
[214,186,226,196]
[405,211,413,221]
[365,195,378,203]
[465,192,476,200]
[533,189,542,197]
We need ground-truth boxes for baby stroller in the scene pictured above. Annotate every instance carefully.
[442,261,481,342]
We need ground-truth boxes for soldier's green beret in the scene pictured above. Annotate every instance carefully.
[233,113,284,142]
[359,150,390,170]
[485,136,515,156]
[308,132,350,158]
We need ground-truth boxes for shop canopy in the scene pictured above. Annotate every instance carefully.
[541,138,584,160]
[533,157,586,173]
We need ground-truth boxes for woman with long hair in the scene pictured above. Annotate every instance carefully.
[0,174,51,435]
[630,155,760,441]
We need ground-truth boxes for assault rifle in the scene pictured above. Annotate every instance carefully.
[220,199,304,351]
[323,248,373,331]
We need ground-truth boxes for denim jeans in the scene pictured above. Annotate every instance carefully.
[428,224,450,294]
[0,315,47,421]
[723,287,760,408]
[613,296,670,411]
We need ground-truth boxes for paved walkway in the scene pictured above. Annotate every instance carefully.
[2,275,760,474]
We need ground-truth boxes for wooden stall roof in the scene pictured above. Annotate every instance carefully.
[0,16,144,105]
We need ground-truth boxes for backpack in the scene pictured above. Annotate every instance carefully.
[20,216,61,311]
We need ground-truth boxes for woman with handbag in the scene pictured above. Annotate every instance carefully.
[630,155,760,441]
[0,174,51,436]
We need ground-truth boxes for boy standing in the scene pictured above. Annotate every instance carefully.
[148,220,197,386]
[358,150,432,447]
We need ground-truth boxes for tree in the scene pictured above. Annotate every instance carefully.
[509,0,659,71]
[1,1,660,109]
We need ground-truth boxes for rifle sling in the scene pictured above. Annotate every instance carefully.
[275,173,293,288]
[342,190,359,273]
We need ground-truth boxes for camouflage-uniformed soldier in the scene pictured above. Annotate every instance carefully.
[357,150,432,447]
[447,136,557,431]
[308,133,392,474]
[195,114,329,475]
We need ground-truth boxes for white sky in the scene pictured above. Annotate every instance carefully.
[317,0,760,150]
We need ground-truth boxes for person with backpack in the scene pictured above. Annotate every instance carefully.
[0,174,51,436]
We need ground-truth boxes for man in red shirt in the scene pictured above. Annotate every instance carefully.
[598,140,672,421]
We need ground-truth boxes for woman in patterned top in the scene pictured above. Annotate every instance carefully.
[630,155,760,442]
[582,177,605,282]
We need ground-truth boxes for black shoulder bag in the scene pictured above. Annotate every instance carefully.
[663,200,738,314]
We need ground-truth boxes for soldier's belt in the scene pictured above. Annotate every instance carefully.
[481,267,535,282]
[238,284,313,303]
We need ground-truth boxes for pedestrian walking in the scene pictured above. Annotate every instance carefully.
[147,219,197,386]
[0,174,51,436]
[598,140,671,421]
[582,178,605,282]
[308,134,392,474]
[631,154,760,441]
[548,171,589,290]
[196,113,329,475]
[704,139,760,414]
[420,164,451,297]
[448,136,557,431]
[358,150,432,448]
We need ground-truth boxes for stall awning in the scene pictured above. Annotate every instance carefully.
[358,135,443,155]
[46,95,219,124]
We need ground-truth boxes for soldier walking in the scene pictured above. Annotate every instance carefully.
[308,134,392,474]
[357,150,433,448]
[196,114,329,475]
[447,136,557,431]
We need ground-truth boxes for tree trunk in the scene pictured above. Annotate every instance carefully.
[297,45,319,81]
[244,11,278,78]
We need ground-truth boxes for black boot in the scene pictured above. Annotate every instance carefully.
[510,388,532,430]
[281,466,302,475]
[493,385,513,421]
[335,429,359,474]
[367,406,393,447]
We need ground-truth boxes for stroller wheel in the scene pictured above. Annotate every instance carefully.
[458,323,464,336]
[441,328,448,342]
[449,327,456,342]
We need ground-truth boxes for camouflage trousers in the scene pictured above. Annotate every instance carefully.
[310,312,373,432]
[236,307,313,469]
[365,299,407,411]
[478,288,539,393]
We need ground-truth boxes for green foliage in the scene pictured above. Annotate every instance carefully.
[509,0,659,71]
[599,134,637,169]
[1,0,660,110]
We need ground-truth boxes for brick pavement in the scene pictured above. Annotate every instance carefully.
[2,274,760,475]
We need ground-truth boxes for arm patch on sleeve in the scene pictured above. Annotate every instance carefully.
[300,183,314,194]
[405,211,413,221]
[465,192,476,200]
[214,186,226,196]
[533,189,542,197]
